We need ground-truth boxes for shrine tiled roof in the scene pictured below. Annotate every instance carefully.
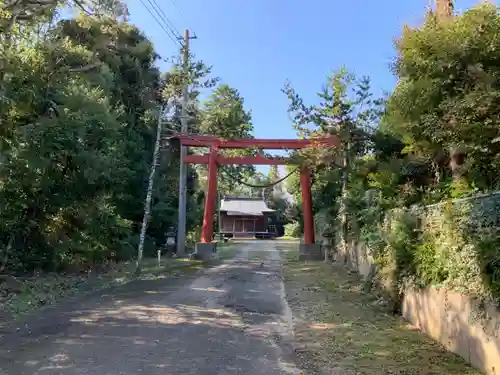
[220,197,275,216]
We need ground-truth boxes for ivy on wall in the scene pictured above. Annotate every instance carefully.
[358,193,500,309]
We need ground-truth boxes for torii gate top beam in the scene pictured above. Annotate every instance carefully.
[168,134,340,150]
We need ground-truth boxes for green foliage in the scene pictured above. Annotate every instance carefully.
[0,15,149,271]
[200,84,253,139]
[0,2,251,274]
[195,83,257,197]
[303,5,500,314]
[284,221,301,238]
[284,68,382,170]
[283,68,384,239]
[380,210,418,274]
[263,166,293,235]
[387,3,500,190]
[360,195,500,307]
[412,242,448,286]
[280,4,500,315]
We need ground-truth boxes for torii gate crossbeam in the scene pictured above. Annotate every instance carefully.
[168,134,339,255]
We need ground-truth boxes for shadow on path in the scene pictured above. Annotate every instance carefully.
[0,243,299,375]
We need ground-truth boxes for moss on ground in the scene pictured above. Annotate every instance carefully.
[216,242,240,260]
[281,247,483,375]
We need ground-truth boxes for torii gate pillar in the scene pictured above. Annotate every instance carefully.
[300,168,315,245]
[201,147,218,243]
[298,168,322,260]
[195,147,219,260]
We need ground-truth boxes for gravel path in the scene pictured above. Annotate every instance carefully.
[0,242,300,375]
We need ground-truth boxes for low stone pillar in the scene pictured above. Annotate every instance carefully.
[298,243,323,261]
[194,243,217,261]
[321,235,334,262]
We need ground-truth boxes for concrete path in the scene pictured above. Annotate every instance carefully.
[0,241,299,375]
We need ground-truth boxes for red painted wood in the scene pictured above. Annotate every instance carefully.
[200,147,218,243]
[172,134,339,150]
[175,134,335,244]
[184,154,289,165]
[300,168,315,245]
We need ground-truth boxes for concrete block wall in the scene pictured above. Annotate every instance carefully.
[337,237,500,375]
[402,287,500,375]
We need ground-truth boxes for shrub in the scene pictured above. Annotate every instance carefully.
[368,194,500,307]
[284,221,301,238]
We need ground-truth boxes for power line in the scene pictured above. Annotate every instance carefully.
[138,0,182,47]
[139,0,180,46]
[147,0,183,40]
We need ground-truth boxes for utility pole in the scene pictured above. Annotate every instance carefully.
[176,29,196,256]
[436,0,453,18]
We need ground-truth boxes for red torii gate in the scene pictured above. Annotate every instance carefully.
[174,135,339,245]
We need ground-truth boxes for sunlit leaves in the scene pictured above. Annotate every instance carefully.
[0,7,165,271]
[387,3,500,189]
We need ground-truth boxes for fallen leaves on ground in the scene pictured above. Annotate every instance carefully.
[0,257,206,325]
[281,249,483,375]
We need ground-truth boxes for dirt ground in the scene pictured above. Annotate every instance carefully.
[280,246,483,375]
[0,244,239,326]
[0,242,299,375]
[0,257,209,326]
[0,241,485,375]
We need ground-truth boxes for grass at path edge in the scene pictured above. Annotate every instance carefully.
[280,247,483,375]
[1,244,240,326]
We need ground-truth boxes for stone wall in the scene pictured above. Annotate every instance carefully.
[331,194,500,375]
[402,287,500,375]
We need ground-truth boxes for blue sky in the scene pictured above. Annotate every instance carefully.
[126,0,492,174]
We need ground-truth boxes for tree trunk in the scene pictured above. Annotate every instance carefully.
[339,142,350,265]
[436,0,454,19]
[136,106,164,273]
[449,144,467,181]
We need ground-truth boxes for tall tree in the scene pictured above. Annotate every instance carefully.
[0,2,212,270]
[160,53,219,243]
[199,84,256,197]
[0,11,147,270]
[386,3,500,192]
[284,68,382,251]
